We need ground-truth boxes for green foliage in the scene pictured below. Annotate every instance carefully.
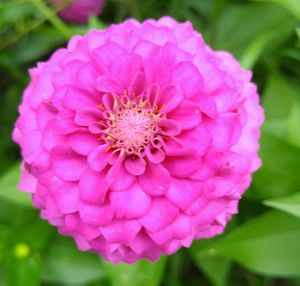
[206,211,300,277]
[0,0,300,285]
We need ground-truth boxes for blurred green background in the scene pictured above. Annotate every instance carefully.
[0,0,300,285]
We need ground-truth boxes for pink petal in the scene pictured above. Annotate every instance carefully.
[92,41,126,70]
[157,85,184,113]
[139,198,179,233]
[110,183,151,219]
[163,149,202,178]
[132,40,160,60]
[99,220,141,244]
[144,60,171,87]
[64,87,98,110]
[172,62,203,98]
[129,71,146,95]
[177,125,212,157]
[78,201,113,226]
[75,107,103,126]
[51,145,87,181]
[158,119,181,136]
[149,215,193,245]
[106,157,136,191]
[166,178,205,210]
[79,168,108,204]
[145,146,165,164]
[41,120,67,152]
[168,100,202,130]
[138,162,171,196]
[111,53,143,88]
[96,75,123,94]
[68,130,99,155]
[124,156,146,176]
[54,110,79,134]
[87,144,110,172]
[48,176,79,214]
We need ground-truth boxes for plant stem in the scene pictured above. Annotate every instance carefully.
[29,0,73,39]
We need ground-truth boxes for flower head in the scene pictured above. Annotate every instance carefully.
[51,0,106,24]
[13,17,264,263]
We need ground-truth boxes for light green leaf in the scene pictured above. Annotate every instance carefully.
[207,210,300,277]
[262,73,298,120]
[102,256,167,286]
[252,0,300,20]
[215,3,296,57]
[42,236,104,285]
[0,164,31,206]
[252,131,300,199]
[287,100,300,148]
[4,248,41,286]
[0,2,36,25]
[264,192,300,219]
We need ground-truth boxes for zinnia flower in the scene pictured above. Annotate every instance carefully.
[51,0,106,24]
[13,17,264,263]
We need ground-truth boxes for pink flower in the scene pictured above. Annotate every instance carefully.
[13,17,264,263]
[51,0,105,24]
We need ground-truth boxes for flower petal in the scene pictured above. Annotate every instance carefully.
[79,168,108,204]
[168,100,202,130]
[51,145,87,181]
[157,85,184,113]
[138,162,171,196]
[87,144,110,171]
[110,183,151,219]
[68,130,99,155]
[78,201,113,226]
[139,198,179,233]
[99,220,141,244]
[124,155,146,176]
[106,157,136,191]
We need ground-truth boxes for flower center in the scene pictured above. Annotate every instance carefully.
[102,95,164,155]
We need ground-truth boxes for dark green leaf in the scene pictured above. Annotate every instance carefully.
[251,131,300,199]
[208,210,300,277]
[11,26,65,64]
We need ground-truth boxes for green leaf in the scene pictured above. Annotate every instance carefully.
[215,3,296,57]
[42,236,104,285]
[0,163,31,206]
[252,0,300,20]
[11,26,65,64]
[287,100,300,148]
[262,73,298,121]
[191,252,231,286]
[4,247,41,286]
[207,210,300,277]
[102,256,167,286]
[264,192,300,219]
[252,131,300,199]
[0,2,36,25]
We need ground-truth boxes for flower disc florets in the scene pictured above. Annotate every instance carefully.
[13,17,264,263]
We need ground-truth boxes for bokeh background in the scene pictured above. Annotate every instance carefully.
[0,0,300,285]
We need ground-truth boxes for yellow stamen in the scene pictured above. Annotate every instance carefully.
[96,104,106,110]
[105,145,114,152]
